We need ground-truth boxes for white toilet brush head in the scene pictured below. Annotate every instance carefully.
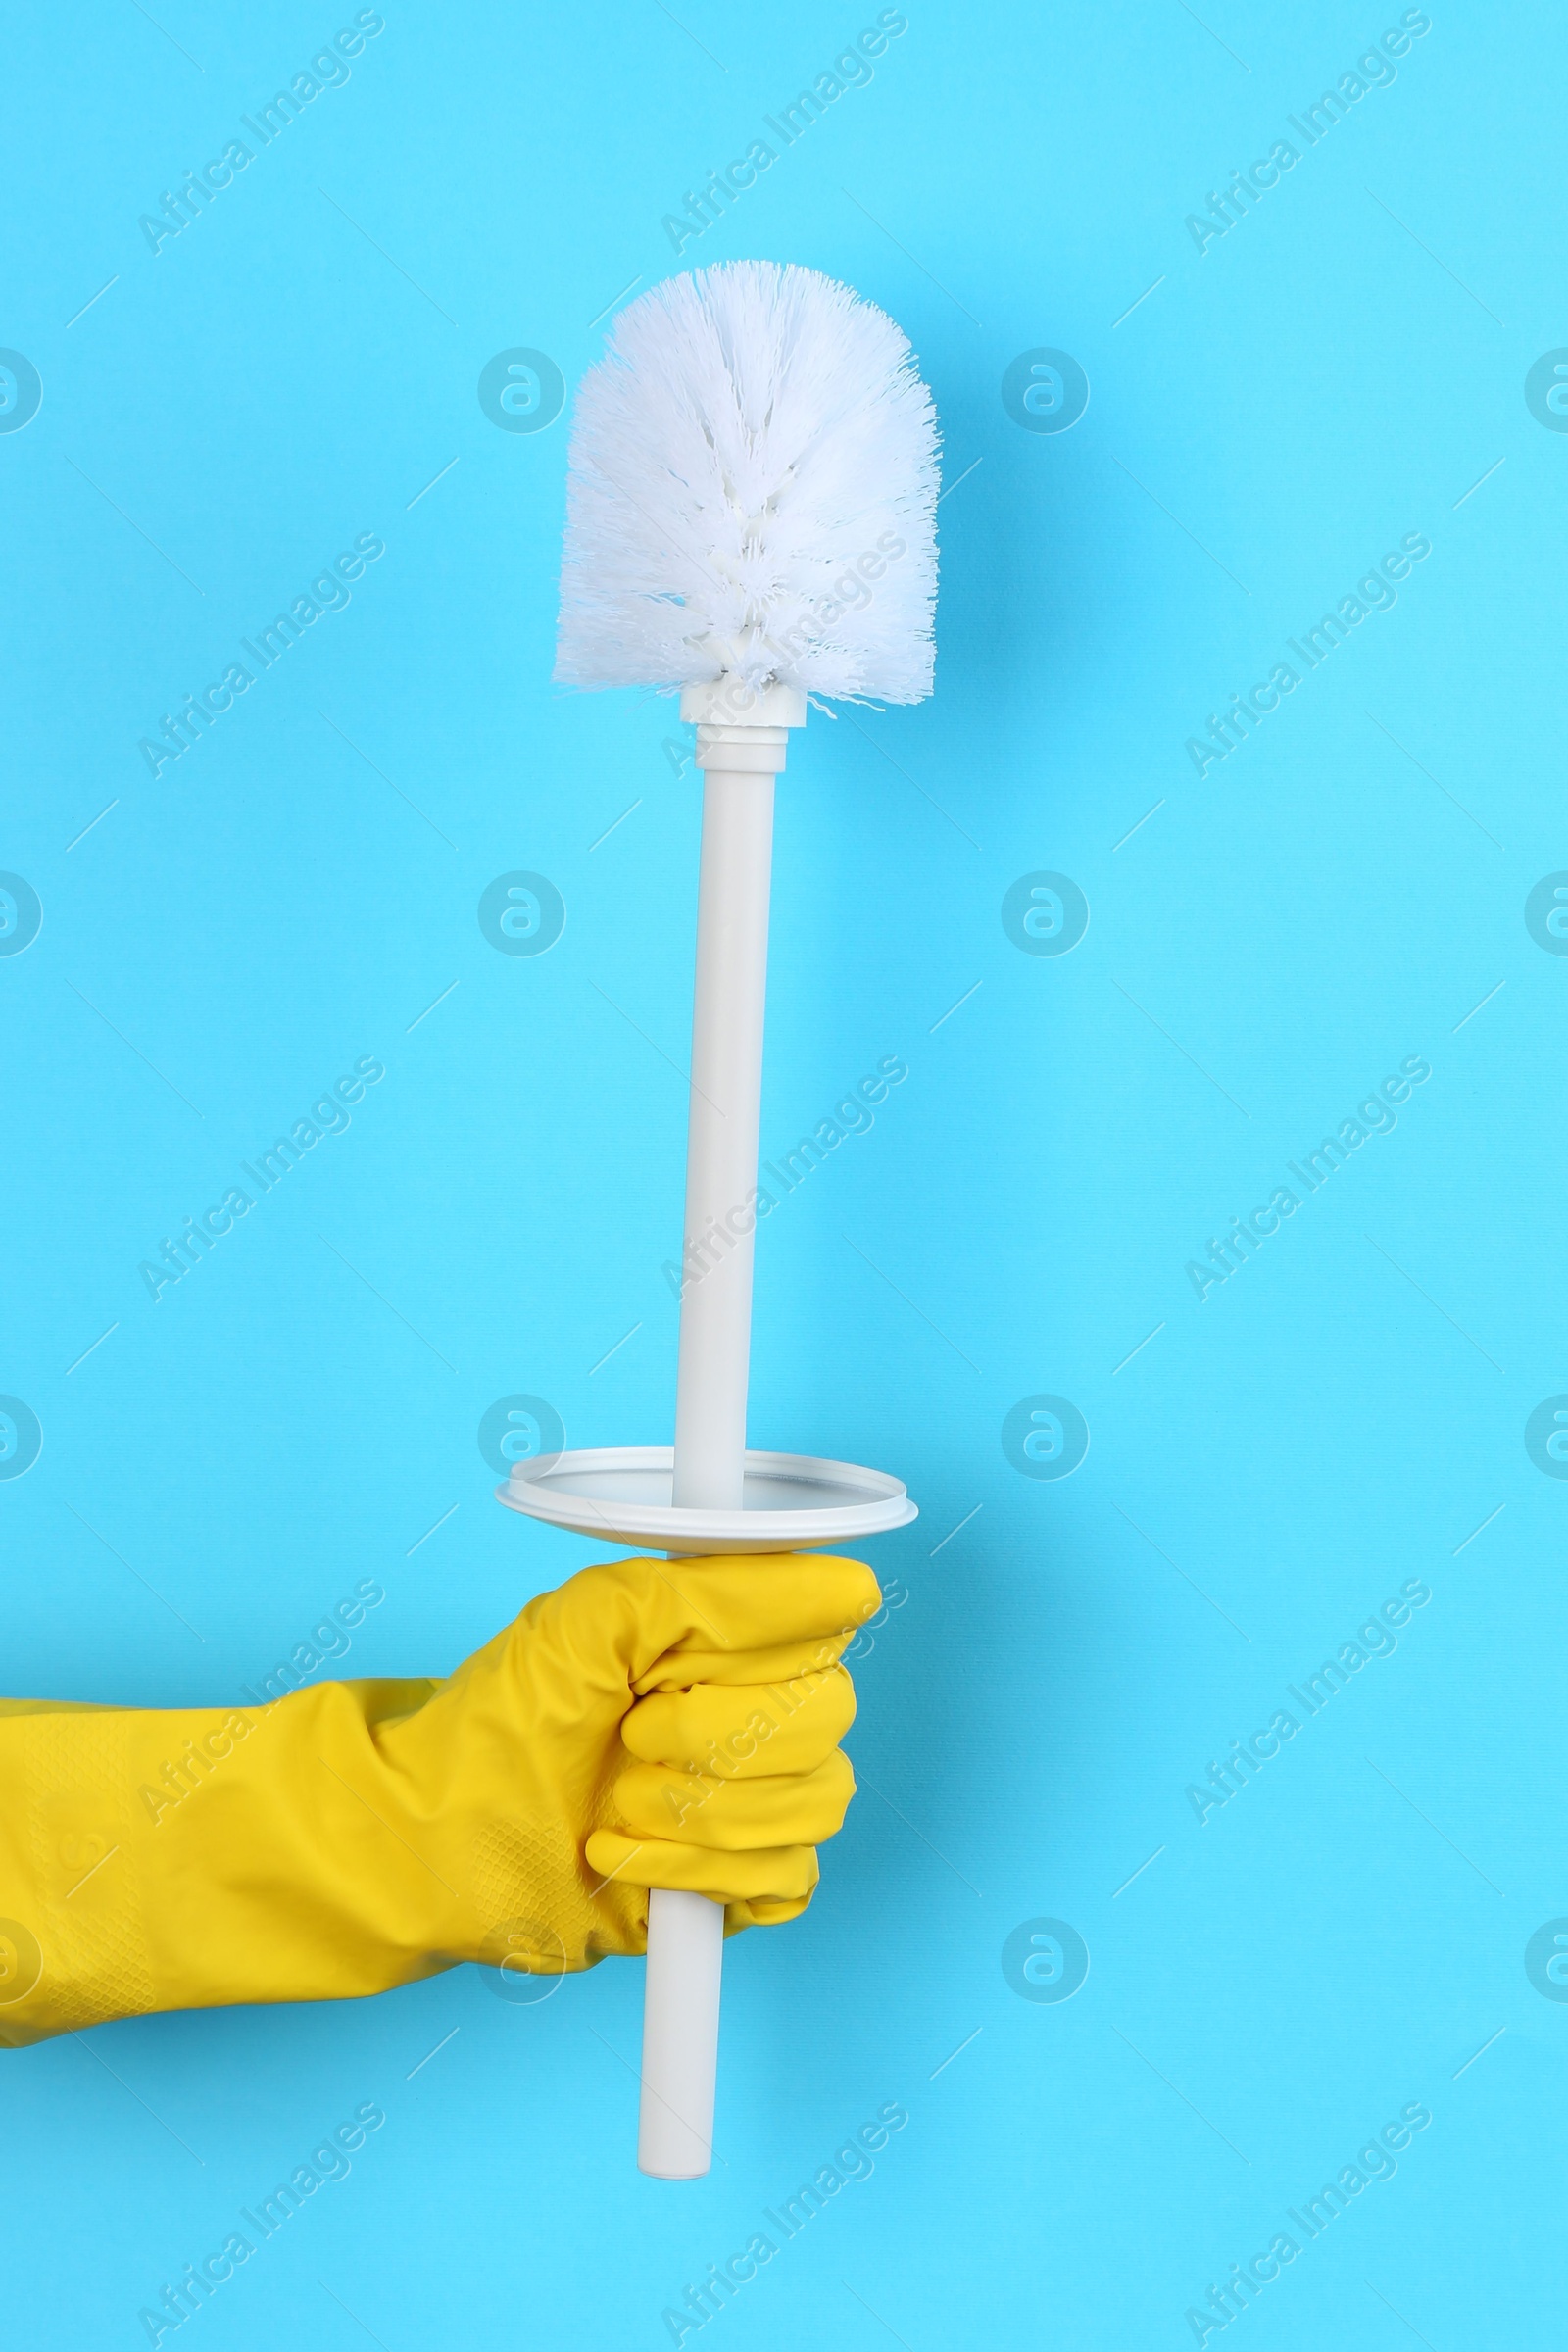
[555,259,940,705]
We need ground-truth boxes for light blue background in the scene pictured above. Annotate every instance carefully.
[2,2,1563,2343]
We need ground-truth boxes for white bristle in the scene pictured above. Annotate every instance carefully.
[555,261,940,704]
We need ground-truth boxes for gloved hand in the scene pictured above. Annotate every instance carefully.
[0,1550,877,2046]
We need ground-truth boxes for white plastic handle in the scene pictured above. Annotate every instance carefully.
[637,688,800,2179]
[670,747,778,1509]
[638,1888,725,2177]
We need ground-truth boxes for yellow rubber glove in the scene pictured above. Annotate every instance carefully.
[0,1550,878,2047]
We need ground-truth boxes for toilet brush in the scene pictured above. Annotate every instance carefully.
[500,259,940,2176]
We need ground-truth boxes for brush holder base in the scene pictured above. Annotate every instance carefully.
[496,1446,915,1556]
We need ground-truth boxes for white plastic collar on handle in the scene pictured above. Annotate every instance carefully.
[636,677,805,2181]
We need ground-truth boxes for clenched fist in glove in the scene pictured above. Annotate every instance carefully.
[0,1551,877,2045]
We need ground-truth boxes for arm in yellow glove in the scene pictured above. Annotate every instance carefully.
[0,1550,878,2046]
